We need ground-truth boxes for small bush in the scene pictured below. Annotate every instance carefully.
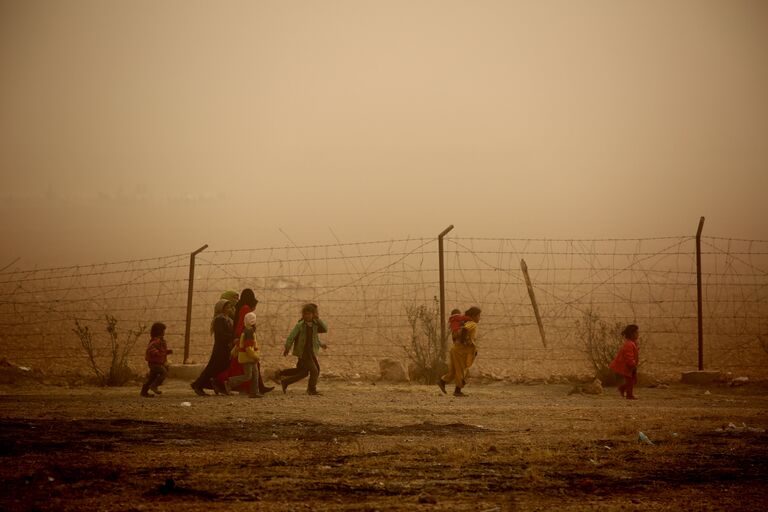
[73,315,146,386]
[575,309,624,382]
[403,298,448,384]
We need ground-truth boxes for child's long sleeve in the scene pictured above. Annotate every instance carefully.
[285,323,301,350]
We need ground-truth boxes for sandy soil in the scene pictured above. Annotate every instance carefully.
[1,376,767,512]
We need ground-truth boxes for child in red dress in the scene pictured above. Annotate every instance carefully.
[609,324,640,400]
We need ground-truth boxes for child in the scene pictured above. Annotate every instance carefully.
[609,324,640,400]
[141,322,172,398]
[226,312,263,398]
[281,303,328,395]
[438,306,481,397]
[448,308,471,343]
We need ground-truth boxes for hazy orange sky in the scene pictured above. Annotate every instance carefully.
[1,0,767,267]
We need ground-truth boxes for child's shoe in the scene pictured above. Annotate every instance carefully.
[150,386,162,395]
[248,392,263,399]
[140,384,153,398]
[190,383,207,396]
[307,389,322,396]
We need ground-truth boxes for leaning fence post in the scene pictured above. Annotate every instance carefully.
[438,225,454,347]
[695,217,705,371]
[184,244,208,364]
[521,259,547,348]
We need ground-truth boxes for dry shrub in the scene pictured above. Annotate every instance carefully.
[403,299,448,384]
[575,309,625,383]
[72,315,145,386]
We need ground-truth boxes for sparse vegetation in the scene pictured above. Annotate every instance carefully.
[403,298,448,384]
[575,308,625,383]
[72,315,145,386]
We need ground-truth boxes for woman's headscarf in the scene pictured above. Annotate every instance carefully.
[233,288,258,316]
[220,290,239,304]
[210,299,233,334]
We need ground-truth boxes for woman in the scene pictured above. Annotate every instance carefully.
[438,306,481,397]
[190,299,234,396]
[218,288,273,394]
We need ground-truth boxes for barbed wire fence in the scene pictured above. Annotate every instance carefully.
[1,234,766,380]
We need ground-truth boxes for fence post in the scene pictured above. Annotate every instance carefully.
[521,259,547,348]
[695,217,705,371]
[184,244,208,364]
[438,225,454,347]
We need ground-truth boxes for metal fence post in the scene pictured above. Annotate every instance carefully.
[184,244,208,364]
[696,217,705,371]
[438,225,454,346]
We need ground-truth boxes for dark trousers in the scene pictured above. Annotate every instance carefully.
[193,352,230,389]
[142,363,167,392]
[619,374,637,398]
[282,355,319,391]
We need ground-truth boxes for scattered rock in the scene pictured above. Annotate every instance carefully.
[575,478,596,493]
[568,378,603,395]
[379,359,408,382]
[730,376,749,387]
[418,494,437,504]
[715,422,765,433]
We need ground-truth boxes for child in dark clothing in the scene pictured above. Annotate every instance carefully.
[281,304,328,395]
[141,322,172,398]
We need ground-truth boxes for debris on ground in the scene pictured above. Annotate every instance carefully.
[638,432,654,445]
[715,422,765,433]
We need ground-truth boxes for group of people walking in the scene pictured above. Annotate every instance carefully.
[139,288,329,398]
[140,293,641,401]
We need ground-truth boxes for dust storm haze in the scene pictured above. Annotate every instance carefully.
[1,0,767,267]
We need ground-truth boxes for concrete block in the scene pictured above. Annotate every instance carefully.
[167,364,204,381]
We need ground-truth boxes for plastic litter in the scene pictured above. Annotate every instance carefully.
[180,401,192,407]
[638,432,654,445]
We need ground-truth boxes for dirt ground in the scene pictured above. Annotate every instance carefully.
[1,375,767,512]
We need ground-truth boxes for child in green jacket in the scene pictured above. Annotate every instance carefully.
[281,304,328,395]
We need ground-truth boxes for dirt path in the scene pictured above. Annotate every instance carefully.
[1,380,767,511]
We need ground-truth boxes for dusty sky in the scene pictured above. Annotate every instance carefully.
[1,0,767,267]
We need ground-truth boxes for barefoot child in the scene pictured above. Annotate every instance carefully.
[141,322,172,398]
[610,324,640,400]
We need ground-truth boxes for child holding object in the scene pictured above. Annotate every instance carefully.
[226,312,263,398]
[141,322,172,398]
[609,324,640,400]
